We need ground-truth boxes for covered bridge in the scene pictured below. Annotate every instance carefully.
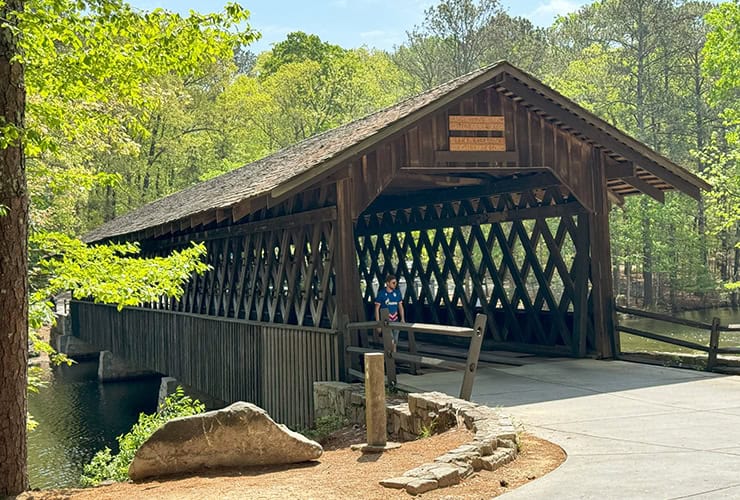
[76,61,709,427]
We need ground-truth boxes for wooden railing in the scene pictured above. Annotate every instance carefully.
[345,310,486,400]
[72,300,340,429]
[615,305,740,371]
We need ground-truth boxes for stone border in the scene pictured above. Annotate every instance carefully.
[314,383,520,496]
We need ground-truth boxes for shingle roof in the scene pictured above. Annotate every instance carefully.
[83,61,709,243]
[83,64,498,243]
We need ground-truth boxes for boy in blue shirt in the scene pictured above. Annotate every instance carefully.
[374,274,405,350]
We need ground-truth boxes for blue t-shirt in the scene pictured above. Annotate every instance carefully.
[375,287,402,322]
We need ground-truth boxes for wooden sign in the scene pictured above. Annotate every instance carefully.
[449,137,506,151]
[449,115,505,131]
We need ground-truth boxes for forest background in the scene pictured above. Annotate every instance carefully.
[21,0,740,314]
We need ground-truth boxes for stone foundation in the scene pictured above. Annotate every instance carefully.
[158,376,228,411]
[314,382,520,495]
[98,350,159,382]
[53,334,100,361]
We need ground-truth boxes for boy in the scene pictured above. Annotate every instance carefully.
[374,274,405,350]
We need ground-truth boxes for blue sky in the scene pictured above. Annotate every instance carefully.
[128,0,589,53]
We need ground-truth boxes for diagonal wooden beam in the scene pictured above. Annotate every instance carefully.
[623,175,665,203]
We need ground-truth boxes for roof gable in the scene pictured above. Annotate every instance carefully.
[84,61,709,243]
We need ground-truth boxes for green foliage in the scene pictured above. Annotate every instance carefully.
[299,415,348,443]
[13,0,259,234]
[29,233,209,315]
[395,0,547,89]
[80,387,205,486]
[418,418,437,439]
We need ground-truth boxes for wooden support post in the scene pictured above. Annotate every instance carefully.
[364,353,387,447]
[574,214,590,357]
[707,317,721,371]
[340,313,351,381]
[380,309,397,387]
[406,325,419,375]
[335,178,364,379]
[588,150,618,358]
[460,314,486,401]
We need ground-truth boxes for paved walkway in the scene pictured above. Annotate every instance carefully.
[398,358,740,499]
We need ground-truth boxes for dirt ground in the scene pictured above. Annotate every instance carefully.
[20,427,565,500]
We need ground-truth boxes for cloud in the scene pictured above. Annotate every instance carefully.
[531,0,580,24]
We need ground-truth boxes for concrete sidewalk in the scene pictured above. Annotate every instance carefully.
[398,359,740,499]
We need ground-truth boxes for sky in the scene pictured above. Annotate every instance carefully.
[128,0,589,54]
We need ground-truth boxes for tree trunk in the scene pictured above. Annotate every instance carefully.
[0,0,28,495]
[642,200,655,309]
[733,227,740,308]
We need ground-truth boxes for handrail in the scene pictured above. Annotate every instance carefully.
[347,320,474,337]
[615,305,714,330]
[615,305,739,372]
[345,309,486,401]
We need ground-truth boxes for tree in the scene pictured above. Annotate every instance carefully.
[394,0,547,89]
[0,1,28,494]
[547,0,719,310]
[702,0,740,298]
[0,1,257,494]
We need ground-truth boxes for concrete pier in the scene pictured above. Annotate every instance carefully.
[53,335,99,361]
[97,350,159,382]
[157,376,227,411]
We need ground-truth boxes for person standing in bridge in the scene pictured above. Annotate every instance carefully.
[374,274,405,351]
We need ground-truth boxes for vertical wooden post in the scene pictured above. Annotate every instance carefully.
[588,149,618,358]
[460,313,486,401]
[406,324,419,374]
[339,313,351,381]
[707,317,720,371]
[379,308,397,387]
[573,214,590,357]
[335,178,364,379]
[364,352,387,447]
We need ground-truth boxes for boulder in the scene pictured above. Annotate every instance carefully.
[128,402,323,480]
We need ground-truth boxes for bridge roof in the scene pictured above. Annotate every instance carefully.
[84,61,709,244]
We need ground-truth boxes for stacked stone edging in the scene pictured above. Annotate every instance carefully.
[314,383,520,496]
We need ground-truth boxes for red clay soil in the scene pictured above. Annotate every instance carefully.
[20,428,565,500]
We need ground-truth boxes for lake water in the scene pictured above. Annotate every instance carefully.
[619,306,740,355]
[27,361,160,489]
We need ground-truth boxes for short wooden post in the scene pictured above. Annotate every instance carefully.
[707,317,720,371]
[406,323,419,374]
[460,313,486,401]
[364,353,387,447]
[380,309,397,387]
[339,313,351,381]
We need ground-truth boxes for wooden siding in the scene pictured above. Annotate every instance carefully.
[72,301,340,429]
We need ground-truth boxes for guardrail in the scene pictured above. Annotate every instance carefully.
[615,305,740,371]
[345,310,486,400]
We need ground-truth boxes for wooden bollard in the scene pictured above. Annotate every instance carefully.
[364,352,386,447]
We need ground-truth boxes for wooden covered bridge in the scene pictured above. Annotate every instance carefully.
[76,61,709,427]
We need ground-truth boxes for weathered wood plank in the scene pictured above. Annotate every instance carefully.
[449,137,506,151]
[448,115,505,131]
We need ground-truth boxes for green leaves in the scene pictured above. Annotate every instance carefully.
[80,386,205,486]
[30,233,209,313]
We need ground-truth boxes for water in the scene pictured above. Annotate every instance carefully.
[619,306,740,355]
[27,361,160,489]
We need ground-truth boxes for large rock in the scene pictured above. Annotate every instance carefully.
[128,402,323,480]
